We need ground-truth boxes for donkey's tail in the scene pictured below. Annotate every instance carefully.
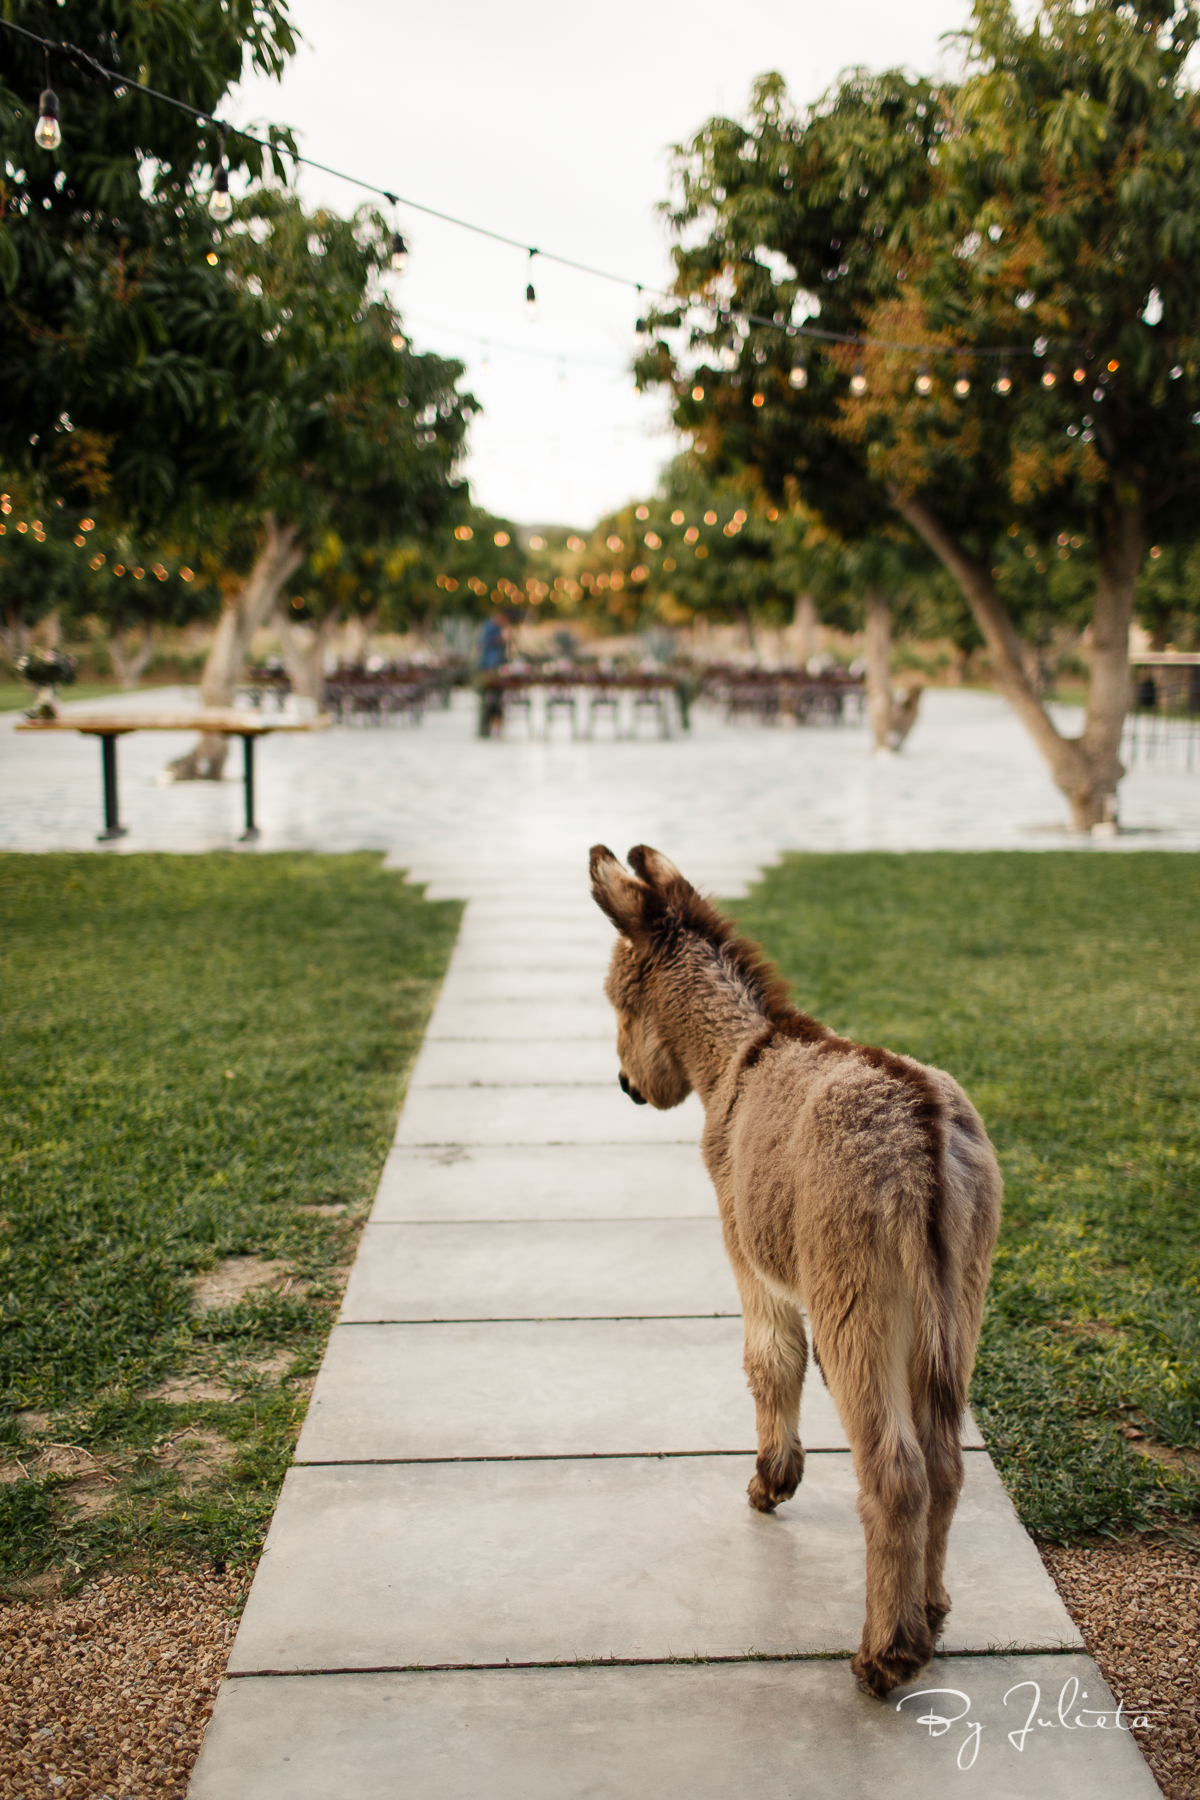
[896,1074,1002,1434]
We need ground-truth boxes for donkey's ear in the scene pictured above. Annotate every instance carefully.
[590,844,649,935]
[628,844,691,894]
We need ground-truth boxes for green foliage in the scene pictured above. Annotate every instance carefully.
[730,852,1200,1541]
[1,7,475,638]
[373,505,527,633]
[0,852,461,1579]
[1134,540,1200,650]
[222,194,474,548]
[641,2,1200,626]
[0,1,301,524]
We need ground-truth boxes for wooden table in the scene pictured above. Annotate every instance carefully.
[16,711,329,843]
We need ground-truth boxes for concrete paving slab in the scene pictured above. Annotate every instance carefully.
[227,1454,1080,1673]
[449,947,609,975]
[427,999,614,1039]
[454,921,613,951]
[295,1318,984,1462]
[191,1656,1159,1800]
[395,1083,704,1146]
[449,900,606,925]
[438,965,606,1003]
[370,1144,717,1221]
[339,1219,740,1321]
[409,1037,620,1087]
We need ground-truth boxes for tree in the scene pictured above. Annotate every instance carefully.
[0,3,307,706]
[374,505,529,639]
[0,1,298,518]
[0,479,79,664]
[166,193,475,775]
[643,0,1200,828]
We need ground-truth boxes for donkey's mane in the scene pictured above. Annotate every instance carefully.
[618,844,947,1271]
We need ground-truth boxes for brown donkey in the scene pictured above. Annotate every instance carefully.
[589,844,1002,1698]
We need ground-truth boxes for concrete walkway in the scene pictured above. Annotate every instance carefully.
[190,854,1160,1798]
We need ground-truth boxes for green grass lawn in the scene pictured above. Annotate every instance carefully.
[730,853,1200,1543]
[0,853,461,1586]
[0,681,130,713]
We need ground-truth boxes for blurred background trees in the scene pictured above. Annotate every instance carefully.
[636,0,1200,825]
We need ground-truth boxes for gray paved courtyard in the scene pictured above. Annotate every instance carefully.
[3,684,1199,863]
[3,688,1178,1796]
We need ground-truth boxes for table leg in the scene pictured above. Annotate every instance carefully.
[239,735,260,842]
[97,735,128,842]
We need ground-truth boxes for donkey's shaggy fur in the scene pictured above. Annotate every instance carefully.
[590,844,1002,1698]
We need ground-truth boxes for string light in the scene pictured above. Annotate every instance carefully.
[390,231,408,273]
[1041,365,1057,389]
[915,358,932,396]
[0,16,1145,381]
[789,351,808,389]
[954,361,971,397]
[995,366,1013,395]
[208,125,232,222]
[35,51,60,150]
[35,86,61,150]
[850,361,867,396]
[208,164,232,222]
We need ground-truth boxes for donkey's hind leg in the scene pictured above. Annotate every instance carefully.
[815,1296,934,1698]
[913,1398,963,1643]
[737,1265,808,1514]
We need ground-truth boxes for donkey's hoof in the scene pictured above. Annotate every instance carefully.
[850,1635,934,1700]
[747,1446,803,1513]
[925,1597,950,1641]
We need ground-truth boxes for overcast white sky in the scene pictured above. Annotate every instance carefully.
[231,0,969,529]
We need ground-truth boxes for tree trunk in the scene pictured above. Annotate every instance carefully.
[341,611,374,668]
[793,592,818,668]
[274,606,338,705]
[864,590,894,752]
[108,623,157,690]
[168,515,303,780]
[891,489,1141,831]
[864,590,922,754]
[1,610,31,667]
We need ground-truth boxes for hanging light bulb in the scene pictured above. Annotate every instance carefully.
[635,316,648,344]
[390,231,408,273]
[208,124,232,222]
[208,164,232,223]
[525,281,538,321]
[789,351,808,389]
[1073,362,1087,384]
[954,359,971,397]
[35,87,61,151]
[994,365,1013,395]
[1041,365,1057,389]
[850,360,867,396]
[915,358,933,396]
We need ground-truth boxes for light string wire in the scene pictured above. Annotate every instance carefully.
[0,14,1057,367]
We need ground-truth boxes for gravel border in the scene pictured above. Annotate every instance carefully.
[1039,1536,1199,1799]
[0,1566,249,1799]
[1,1539,1195,1796]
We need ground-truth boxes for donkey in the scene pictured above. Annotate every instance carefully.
[589,844,1002,1698]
